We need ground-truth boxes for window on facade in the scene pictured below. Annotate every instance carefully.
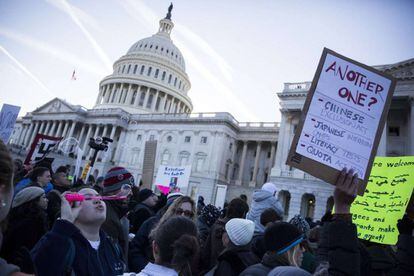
[167,135,172,142]
[155,45,158,50]
[122,65,125,74]
[174,77,177,86]
[389,126,400,136]
[127,64,131,74]
[166,49,169,54]
[144,44,147,48]
[161,150,170,165]
[225,162,230,179]
[162,71,166,81]
[146,94,153,108]
[139,91,145,106]
[147,67,152,76]
[184,136,191,143]
[140,66,145,75]
[179,151,190,166]
[131,149,140,165]
[179,81,182,89]
[137,134,142,141]
[201,136,207,144]
[131,91,137,104]
[117,66,121,73]
[155,69,159,78]
[195,153,207,172]
[149,135,155,141]
[111,91,117,102]
[150,44,153,49]
[168,74,172,84]
[229,143,233,150]
[155,96,161,111]
[122,89,128,103]
[267,151,271,158]
[161,47,164,52]
[133,65,138,74]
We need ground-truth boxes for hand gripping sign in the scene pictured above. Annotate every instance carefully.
[287,48,396,195]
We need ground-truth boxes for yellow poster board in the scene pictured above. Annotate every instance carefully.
[350,156,414,245]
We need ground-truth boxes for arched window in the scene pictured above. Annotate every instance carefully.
[130,148,140,165]
[161,149,170,165]
[168,74,172,84]
[278,190,291,219]
[133,65,138,74]
[179,151,190,166]
[127,64,131,74]
[139,90,145,106]
[131,91,137,104]
[194,152,207,172]
[232,164,239,180]
[121,65,125,74]
[162,71,166,81]
[111,90,117,102]
[155,69,159,78]
[140,65,145,75]
[155,96,161,111]
[300,194,315,219]
[174,77,177,86]
[179,80,182,89]
[147,67,152,76]
[146,93,153,108]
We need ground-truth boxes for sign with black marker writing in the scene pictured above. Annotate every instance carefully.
[0,104,21,143]
[287,48,396,195]
[350,156,414,245]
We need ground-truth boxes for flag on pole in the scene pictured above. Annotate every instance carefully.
[71,70,77,80]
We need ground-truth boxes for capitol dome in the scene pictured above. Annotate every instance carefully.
[94,4,192,115]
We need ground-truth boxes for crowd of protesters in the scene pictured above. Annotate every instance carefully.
[0,139,413,276]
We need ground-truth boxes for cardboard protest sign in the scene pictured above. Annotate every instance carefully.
[24,133,63,165]
[287,48,396,195]
[154,165,191,194]
[0,104,21,143]
[350,156,414,245]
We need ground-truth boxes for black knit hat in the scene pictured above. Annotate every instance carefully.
[138,188,154,202]
[264,222,303,254]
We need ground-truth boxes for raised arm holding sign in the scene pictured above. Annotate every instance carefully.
[287,48,396,195]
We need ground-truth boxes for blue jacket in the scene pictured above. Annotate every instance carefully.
[14,178,53,195]
[31,219,125,276]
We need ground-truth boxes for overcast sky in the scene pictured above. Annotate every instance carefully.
[1,0,413,122]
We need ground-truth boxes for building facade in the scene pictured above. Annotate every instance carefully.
[8,8,414,220]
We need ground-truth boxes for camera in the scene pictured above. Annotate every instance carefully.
[88,136,113,152]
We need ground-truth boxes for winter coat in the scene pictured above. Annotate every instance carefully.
[214,243,260,276]
[197,216,210,248]
[0,257,20,276]
[239,251,289,276]
[129,215,160,272]
[14,178,53,195]
[1,210,48,270]
[201,217,229,270]
[391,233,414,276]
[101,201,129,263]
[246,189,283,233]
[137,262,178,276]
[128,203,155,234]
[251,233,266,260]
[268,266,311,276]
[31,219,125,275]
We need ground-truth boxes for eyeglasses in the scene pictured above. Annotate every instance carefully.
[175,208,194,218]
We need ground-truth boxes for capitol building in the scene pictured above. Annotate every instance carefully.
[9,7,414,221]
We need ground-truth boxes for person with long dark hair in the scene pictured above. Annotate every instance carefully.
[1,186,49,271]
[137,216,199,276]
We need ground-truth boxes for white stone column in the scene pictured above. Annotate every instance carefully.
[170,98,176,113]
[125,84,133,105]
[143,87,150,108]
[61,121,69,138]
[287,190,303,221]
[236,141,248,186]
[104,85,111,103]
[104,126,117,162]
[133,85,140,106]
[113,129,126,163]
[117,83,124,103]
[48,121,57,136]
[250,141,262,187]
[67,121,76,138]
[43,121,51,135]
[77,124,86,146]
[55,121,63,137]
[152,90,159,111]
[23,123,35,146]
[18,125,28,145]
[273,113,287,173]
[228,141,238,182]
[269,142,276,168]
[82,124,93,151]
[377,121,387,156]
[161,93,167,112]
[27,122,40,148]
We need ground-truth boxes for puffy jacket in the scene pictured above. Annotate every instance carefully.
[31,219,125,275]
[246,189,283,233]
[240,251,289,276]
[214,243,259,276]
[128,203,155,234]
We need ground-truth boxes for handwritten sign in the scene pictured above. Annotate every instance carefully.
[0,104,21,143]
[350,156,414,245]
[24,134,62,165]
[287,48,396,195]
[154,165,191,194]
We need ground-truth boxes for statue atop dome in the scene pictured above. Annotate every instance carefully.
[165,3,173,20]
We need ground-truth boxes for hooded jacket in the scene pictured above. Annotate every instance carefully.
[214,243,259,276]
[246,189,283,233]
[31,219,125,276]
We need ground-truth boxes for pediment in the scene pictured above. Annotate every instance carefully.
[33,98,75,114]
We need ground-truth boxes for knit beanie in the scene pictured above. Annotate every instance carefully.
[138,188,154,203]
[201,204,221,227]
[262,182,277,195]
[103,167,134,194]
[166,192,184,206]
[264,222,303,254]
[12,187,44,208]
[225,218,255,246]
[289,215,310,238]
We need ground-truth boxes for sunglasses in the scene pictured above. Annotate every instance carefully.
[175,208,194,218]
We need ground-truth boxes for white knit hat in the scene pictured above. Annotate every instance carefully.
[262,182,277,195]
[225,218,255,246]
[12,186,44,208]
